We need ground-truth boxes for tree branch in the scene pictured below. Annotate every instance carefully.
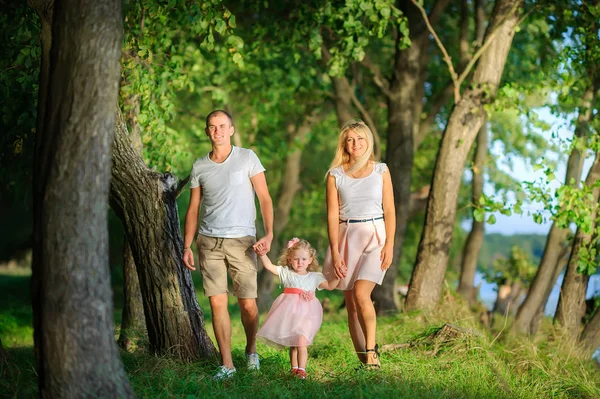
[360,55,392,98]
[409,0,459,102]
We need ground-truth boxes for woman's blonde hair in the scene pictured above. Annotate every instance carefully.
[278,237,319,272]
[327,119,375,176]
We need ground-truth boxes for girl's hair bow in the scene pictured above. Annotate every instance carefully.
[287,237,300,248]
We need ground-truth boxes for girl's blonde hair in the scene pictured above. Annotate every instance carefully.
[327,119,376,176]
[278,237,319,272]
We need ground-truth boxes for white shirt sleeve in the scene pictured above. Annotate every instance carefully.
[248,149,266,178]
[312,272,327,291]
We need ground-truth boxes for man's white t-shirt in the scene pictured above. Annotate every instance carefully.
[189,146,265,238]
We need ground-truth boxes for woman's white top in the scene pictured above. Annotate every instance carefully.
[329,163,387,220]
[277,266,327,291]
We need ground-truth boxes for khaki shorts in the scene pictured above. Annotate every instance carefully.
[196,234,258,298]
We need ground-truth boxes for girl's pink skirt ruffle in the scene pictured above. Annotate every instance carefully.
[257,292,323,349]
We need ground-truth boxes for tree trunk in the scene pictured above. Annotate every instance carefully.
[514,85,596,335]
[554,152,600,338]
[30,0,134,397]
[406,0,523,312]
[117,239,147,351]
[117,94,146,351]
[111,109,217,362]
[529,242,569,335]
[492,281,524,318]
[457,122,488,305]
[580,308,600,357]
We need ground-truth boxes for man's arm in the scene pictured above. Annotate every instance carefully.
[251,171,274,253]
[183,186,202,271]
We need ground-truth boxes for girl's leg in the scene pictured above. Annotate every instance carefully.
[344,290,367,363]
[289,347,298,369]
[297,346,308,369]
[353,280,378,365]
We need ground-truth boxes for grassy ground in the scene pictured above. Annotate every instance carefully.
[1,268,599,399]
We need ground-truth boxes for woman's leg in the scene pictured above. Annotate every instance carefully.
[353,280,378,365]
[344,290,367,363]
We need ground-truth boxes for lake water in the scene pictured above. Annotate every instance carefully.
[474,272,600,360]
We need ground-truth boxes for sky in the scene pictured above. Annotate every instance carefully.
[471,107,594,236]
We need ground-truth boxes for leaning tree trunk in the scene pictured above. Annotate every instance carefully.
[554,152,600,339]
[30,0,134,397]
[580,307,600,357]
[529,241,569,335]
[110,109,216,362]
[117,93,146,351]
[406,0,523,312]
[371,0,451,314]
[514,84,595,335]
[457,122,488,306]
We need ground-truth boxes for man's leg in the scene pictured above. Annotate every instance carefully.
[238,297,258,355]
[210,293,234,369]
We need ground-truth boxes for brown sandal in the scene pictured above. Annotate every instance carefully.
[365,344,381,369]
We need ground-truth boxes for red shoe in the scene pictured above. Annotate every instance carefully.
[296,369,307,380]
[290,368,298,375]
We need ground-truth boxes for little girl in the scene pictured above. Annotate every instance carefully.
[253,237,339,379]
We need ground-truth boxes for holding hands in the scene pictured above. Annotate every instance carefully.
[332,256,348,280]
[253,234,273,256]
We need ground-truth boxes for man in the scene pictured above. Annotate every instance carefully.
[182,110,273,380]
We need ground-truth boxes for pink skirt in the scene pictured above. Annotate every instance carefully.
[257,289,323,349]
[323,218,386,290]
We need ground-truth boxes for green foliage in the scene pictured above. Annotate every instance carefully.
[120,0,242,171]
[483,245,537,288]
[0,4,39,203]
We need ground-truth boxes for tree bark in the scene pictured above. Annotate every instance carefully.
[514,85,596,335]
[529,241,569,335]
[554,152,600,338]
[117,240,147,351]
[580,307,600,357]
[111,109,217,362]
[30,0,134,397]
[117,94,146,351]
[406,0,523,312]
[457,122,487,305]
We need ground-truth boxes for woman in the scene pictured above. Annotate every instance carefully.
[322,119,395,368]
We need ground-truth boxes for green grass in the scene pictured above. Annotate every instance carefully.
[1,268,599,399]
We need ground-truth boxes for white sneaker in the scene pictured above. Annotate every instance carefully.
[212,365,236,380]
[246,352,260,370]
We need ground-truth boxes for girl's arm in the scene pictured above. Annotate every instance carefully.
[326,173,346,279]
[258,253,279,276]
[319,276,340,291]
[380,166,396,271]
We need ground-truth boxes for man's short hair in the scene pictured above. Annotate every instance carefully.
[206,110,234,128]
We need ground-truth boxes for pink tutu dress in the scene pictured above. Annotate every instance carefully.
[257,266,326,349]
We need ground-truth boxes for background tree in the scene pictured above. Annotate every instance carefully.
[30,0,134,396]
[406,0,524,311]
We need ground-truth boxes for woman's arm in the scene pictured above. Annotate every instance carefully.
[380,166,396,270]
[326,173,346,278]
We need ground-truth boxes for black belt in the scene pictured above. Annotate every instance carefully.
[341,216,384,224]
